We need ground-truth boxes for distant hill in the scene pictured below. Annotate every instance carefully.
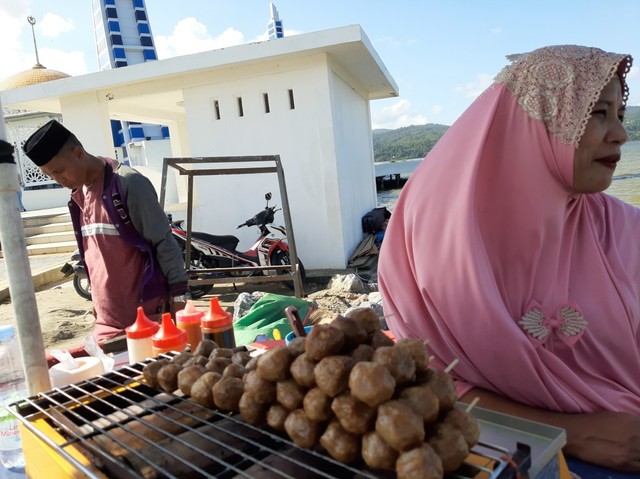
[625,105,640,141]
[372,124,448,163]
[372,105,640,162]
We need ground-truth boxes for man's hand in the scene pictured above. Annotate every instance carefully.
[170,294,190,318]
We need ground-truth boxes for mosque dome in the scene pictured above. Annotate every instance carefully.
[0,63,70,91]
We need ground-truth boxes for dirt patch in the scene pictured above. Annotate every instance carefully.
[0,276,359,356]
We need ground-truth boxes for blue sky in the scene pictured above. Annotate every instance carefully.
[2,0,639,128]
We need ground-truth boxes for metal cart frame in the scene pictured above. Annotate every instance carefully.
[159,155,304,298]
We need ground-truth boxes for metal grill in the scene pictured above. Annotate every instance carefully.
[11,355,531,479]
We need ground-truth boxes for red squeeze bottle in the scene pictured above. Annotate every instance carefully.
[126,307,160,364]
[201,297,236,349]
[152,312,188,356]
[175,300,204,352]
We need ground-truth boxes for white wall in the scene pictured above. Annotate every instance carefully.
[176,54,374,269]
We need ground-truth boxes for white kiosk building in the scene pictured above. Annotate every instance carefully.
[0,25,398,270]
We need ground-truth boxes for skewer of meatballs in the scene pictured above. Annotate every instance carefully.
[141,307,480,479]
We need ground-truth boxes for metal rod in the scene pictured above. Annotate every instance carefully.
[0,98,51,395]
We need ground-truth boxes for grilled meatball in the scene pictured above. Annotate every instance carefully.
[178,364,207,396]
[193,339,218,357]
[284,409,322,449]
[331,315,368,350]
[443,408,480,448]
[157,363,182,393]
[209,347,234,359]
[286,336,307,357]
[396,443,444,479]
[314,355,354,397]
[277,378,306,410]
[331,392,376,435]
[242,369,276,404]
[290,353,317,388]
[184,355,209,367]
[212,376,244,412]
[373,345,416,385]
[370,329,395,349]
[398,385,439,423]
[266,403,290,431]
[305,324,345,361]
[190,371,222,408]
[170,351,193,366]
[205,357,232,374]
[395,338,430,372]
[348,361,395,407]
[320,419,361,464]
[350,343,375,363]
[375,400,425,452]
[257,347,293,382]
[239,392,269,425]
[303,387,333,422]
[231,351,252,367]
[419,369,457,412]
[142,359,169,388]
[361,431,399,471]
[345,307,381,335]
[222,363,246,379]
[428,422,469,472]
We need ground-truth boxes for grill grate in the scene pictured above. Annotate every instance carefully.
[11,355,530,479]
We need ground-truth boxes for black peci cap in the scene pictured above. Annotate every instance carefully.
[23,119,72,166]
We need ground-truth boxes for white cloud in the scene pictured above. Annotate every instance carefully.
[431,105,443,114]
[372,99,428,129]
[155,17,245,58]
[39,12,74,38]
[454,73,494,99]
[490,27,502,35]
[38,47,87,76]
[628,65,638,79]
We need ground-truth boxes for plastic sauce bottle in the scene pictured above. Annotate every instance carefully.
[201,297,236,348]
[126,307,160,364]
[175,300,204,352]
[152,313,188,356]
[0,325,27,473]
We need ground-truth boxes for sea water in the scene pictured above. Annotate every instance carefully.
[377,140,640,209]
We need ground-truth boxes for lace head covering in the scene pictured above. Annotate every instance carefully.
[378,45,640,414]
[494,45,632,146]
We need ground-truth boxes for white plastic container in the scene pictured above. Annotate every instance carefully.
[0,325,26,473]
[126,307,160,364]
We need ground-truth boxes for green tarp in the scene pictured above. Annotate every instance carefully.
[233,293,313,346]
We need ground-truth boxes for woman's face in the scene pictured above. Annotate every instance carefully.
[573,76,628,193]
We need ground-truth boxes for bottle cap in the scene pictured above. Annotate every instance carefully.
[175,300,205,325]
[0,325,15,341]
[126,307,160,339]
[201,297,232,329]
[152,313,187,349]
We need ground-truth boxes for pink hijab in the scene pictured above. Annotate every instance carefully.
[378,45,640,413]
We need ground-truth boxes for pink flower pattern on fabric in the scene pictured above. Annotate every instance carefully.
[519,301,588,347]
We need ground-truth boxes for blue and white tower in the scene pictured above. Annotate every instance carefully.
[91,0,169,150]
[267,2,284,40]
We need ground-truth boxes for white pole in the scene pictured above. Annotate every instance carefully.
[0,99,51,394]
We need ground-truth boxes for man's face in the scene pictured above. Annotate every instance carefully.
[40,146,85,190]
[573,76,628,193]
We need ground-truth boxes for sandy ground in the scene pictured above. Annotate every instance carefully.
[0,275,353,356]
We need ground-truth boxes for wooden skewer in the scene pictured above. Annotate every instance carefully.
[444,358,459,374]
[465,396,480,413]
[381,312,396,319]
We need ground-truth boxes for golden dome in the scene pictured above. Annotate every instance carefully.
[0,64,70,91]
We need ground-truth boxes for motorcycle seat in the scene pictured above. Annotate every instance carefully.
[192,232,240,251]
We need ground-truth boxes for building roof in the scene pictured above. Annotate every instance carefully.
[0,25,398,121]
[0,64,70,91]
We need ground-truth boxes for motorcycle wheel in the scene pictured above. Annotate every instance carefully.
[73,275,92,301]
[270,249,306,290]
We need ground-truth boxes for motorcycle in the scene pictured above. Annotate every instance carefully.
[60,250,92,300]
[169,192,305,297]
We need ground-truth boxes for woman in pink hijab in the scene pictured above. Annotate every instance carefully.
[378,45,640,472]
